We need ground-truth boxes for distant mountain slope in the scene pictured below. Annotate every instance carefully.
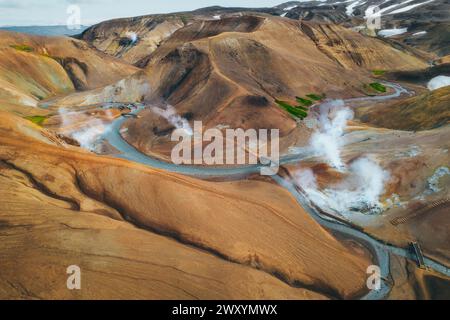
[78,7,282,65]
[77,1,450,64]
[279,0,450,57]
[78,14,186,65]
[0,31,139,111]
[0,25,89,37]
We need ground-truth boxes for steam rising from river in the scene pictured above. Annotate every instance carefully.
[295,100,390,216]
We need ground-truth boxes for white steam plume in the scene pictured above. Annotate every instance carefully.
[125,31,138,44]
[150,105,193,136]
[294,100,390,216]
[294,168,318,190]
[59,108,112,151]
[310,100,354,170]
[296,157,390,215]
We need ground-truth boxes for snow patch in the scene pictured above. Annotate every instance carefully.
[412,31,427,36]
[283,5,298,11]
[389,0,435,14]
[377,0,415,16]
[346,0,365,16]
[378,28,408,37]
[427,76,450,91]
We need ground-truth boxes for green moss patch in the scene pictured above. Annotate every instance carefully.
[10,44,34,53]
[295,96,313,107]
[369,82,387,93]
[372,70,386,76]
[25,115,47,126]
[305,93,326,101]
[275,99,309,120]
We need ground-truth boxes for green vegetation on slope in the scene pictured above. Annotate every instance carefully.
[276,93,326,120]
[372,70,386,76]
[25,115,47,126]
[10,44,34,53]
[369,82,387,93]
[295,96,313,107]
[275,100,308,120]
[306,93,326,101]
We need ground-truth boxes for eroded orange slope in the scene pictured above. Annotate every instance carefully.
[0,30,139,109]
[0,110,373,299]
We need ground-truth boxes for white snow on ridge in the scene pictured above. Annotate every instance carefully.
[412,31,427,36]
[358,0,417,18]
[346,0,365,16]
[323,0,355,4]
[378,27,408,37]
[378,0,415,15]
[389,0,435,14]
[283,5,298,11]
[281,0,434,18]
[428,76,450,91]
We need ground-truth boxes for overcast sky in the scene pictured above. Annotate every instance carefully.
[0,0,285,26]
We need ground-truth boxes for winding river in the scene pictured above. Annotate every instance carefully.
[100,82,450,300]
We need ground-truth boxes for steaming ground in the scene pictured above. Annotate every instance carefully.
[294,99,392,217]
[59,107,115,151]
[59,98,394,218]
[150,105,193,136]
[55,94,443,224]
[296,157,390,217]
[56,102,195,154]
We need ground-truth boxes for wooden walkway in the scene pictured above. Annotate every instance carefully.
[411,242,427,269]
